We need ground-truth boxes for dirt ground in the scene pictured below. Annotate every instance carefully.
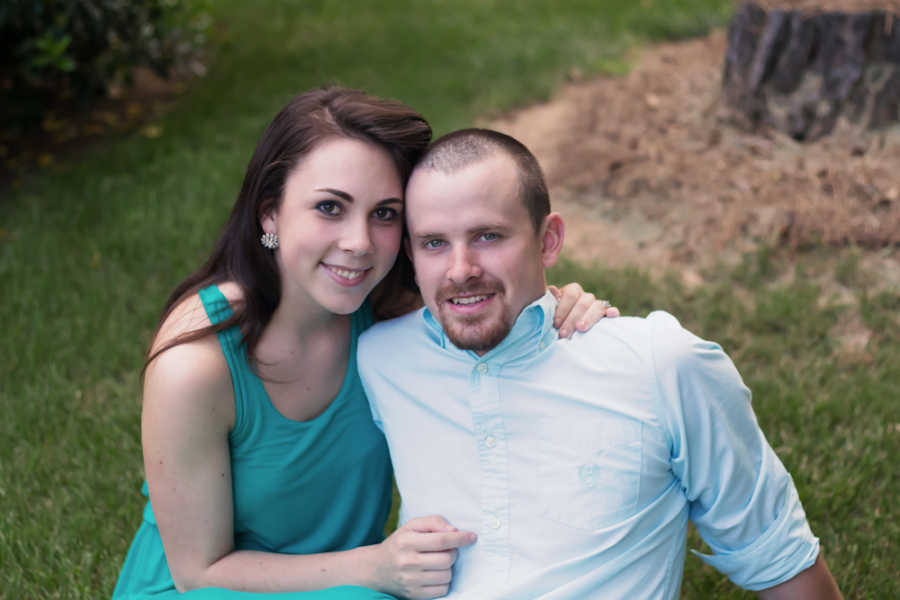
[485,30,900,294]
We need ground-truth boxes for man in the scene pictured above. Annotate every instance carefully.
[358,129,842,599]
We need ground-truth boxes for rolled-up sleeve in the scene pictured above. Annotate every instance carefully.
[648,311,819,590]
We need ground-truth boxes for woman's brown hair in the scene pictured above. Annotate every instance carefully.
[146,86,431,369]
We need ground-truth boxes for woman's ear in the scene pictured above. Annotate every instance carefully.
[259,198,278,234]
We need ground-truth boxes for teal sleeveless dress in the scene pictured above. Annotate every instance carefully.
[112,286,395,599]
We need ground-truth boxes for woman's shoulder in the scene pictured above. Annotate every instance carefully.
[152,282,244,351]
[144,282,242,425]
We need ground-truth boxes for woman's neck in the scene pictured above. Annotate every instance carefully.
[256,287,349,366]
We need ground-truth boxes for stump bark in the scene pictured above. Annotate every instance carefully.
[723,1,900,140]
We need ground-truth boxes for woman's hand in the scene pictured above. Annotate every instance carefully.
[372,515,476,599]
[549,283,620,338]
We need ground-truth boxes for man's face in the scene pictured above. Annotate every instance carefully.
[405,154,561,354]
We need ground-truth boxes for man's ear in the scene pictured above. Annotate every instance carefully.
[539,213,564,268]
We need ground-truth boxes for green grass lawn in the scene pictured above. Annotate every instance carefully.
[2,0,897,597]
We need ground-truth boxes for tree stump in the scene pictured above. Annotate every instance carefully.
[723,1,900,140]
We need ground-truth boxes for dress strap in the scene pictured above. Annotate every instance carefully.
[197,284,251,441]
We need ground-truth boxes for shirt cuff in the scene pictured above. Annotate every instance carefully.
[692,483,820,590]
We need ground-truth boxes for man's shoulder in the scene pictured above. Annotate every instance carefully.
[606,310,734,381]
[358,308,427,356]
[574,309,688,349]
[567,309,705,374]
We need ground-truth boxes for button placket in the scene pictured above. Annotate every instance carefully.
[469,366,510,576]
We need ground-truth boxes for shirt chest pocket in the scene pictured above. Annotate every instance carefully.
[537,416,642,531]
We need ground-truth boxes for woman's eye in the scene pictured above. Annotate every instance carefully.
[424,239,445,250]
[480,232,499,242]
[316,201,341,216]
[373,207,399,222]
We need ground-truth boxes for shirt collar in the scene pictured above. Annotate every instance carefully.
[422,290,558,364]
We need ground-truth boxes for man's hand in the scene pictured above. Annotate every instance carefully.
[550,282,620,339]
[373,515,476,599]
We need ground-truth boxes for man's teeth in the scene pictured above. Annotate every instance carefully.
[330,267,364,280]
[451,295,488,305]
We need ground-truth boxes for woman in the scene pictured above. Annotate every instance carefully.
[113,87,614,600]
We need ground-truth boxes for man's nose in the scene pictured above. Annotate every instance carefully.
[447,247,481,282]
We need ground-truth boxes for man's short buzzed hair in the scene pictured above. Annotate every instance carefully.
[416,128,550,231]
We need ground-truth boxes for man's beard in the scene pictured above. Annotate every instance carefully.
[436,281,512,353]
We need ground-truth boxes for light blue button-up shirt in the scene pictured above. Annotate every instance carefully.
[358,292,819,599]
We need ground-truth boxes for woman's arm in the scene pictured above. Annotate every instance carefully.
[141,297,473,598]
[549,282,620,338]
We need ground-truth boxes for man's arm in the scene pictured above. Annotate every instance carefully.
[648,311,825,591]
[758,555,842,599]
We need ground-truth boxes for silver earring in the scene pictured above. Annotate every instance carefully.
[260,232,279,249]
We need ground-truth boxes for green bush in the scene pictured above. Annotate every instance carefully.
[0,0,206,132]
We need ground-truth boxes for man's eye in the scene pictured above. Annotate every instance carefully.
[480,232,499,242]
[424,239,445,249]
[316,201,341,216]
[373,207,399,222]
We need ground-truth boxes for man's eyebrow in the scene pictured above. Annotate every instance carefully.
[314,188,402,205]
[471,224,509,233]
[411,231,444,241]
[412,225,507,240]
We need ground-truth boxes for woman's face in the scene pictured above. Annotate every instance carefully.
[261,136,404,315]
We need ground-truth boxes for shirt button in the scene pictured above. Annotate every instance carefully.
[476,363,488,374]
[539,341,546,350]
[484,435,497,449]
[488,516,501,529]
[579,464,596,487]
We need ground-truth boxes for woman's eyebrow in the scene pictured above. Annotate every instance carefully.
[315,188,353,201]
[315,188,402,205]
